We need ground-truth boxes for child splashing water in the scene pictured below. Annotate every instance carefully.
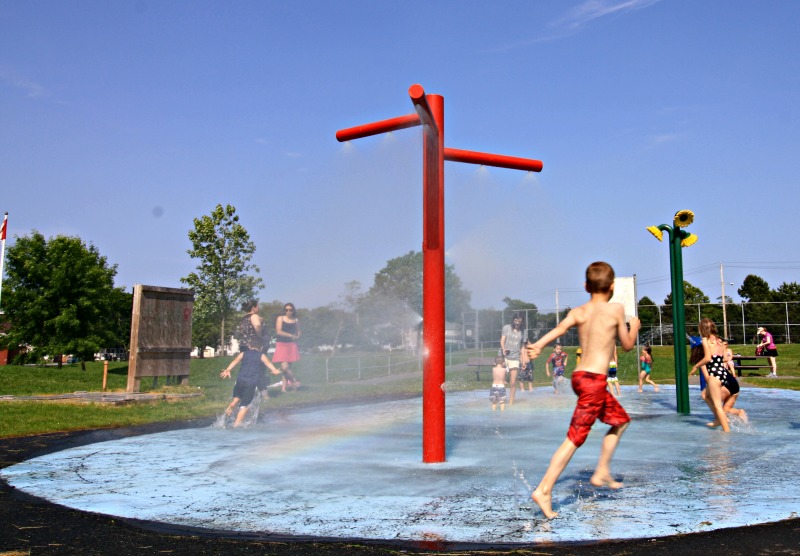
[689,318,731,432]
[526,262,640,519]
[220,341,282,428]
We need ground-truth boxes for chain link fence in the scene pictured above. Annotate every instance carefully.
[462,301,800,348]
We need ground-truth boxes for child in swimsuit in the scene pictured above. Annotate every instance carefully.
[689,318,731,432]
[638,346,659,392]
[490,356,508,411]
[526,262,640,519]
[606,345,620,396]
[545,344,568,394]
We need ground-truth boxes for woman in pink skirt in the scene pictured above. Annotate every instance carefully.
[273,303,301,391]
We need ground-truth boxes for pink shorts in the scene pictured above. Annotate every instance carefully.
[272,342,299,363]
[568,371,630,447]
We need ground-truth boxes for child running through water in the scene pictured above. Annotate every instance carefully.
[545,344,568,394]
[220,343,282,428]
[526,262,640,519]
[638,346,659,392]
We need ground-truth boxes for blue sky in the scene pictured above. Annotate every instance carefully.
[2,0,799,313]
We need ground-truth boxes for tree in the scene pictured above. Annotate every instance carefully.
[739,275,772,302]
[368,251,472,323]
[181,204,263,354]
[661,281,713,333]
[663,281,710,306]
[0,231,131,367]
[502,297,538,313]
[637,296,659,327]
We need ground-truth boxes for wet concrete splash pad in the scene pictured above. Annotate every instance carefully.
[2,386,799,546]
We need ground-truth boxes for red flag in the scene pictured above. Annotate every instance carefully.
[0,213,6,241]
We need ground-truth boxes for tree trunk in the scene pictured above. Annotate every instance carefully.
[331,319,344,357]
[220,315,226,356]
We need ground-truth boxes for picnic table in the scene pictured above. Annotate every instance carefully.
[731,354,773,376]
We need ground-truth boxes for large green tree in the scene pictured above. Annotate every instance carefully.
[738,274,772,302]
[1,231,131,367]
[368,251,472,323]
[181,204,263,354]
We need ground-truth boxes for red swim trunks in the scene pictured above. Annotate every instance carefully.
[568,371,630,447]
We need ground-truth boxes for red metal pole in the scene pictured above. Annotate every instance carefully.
[335,84,543,464]
[336,113,420,142]
[421,93,446,463]
[444,148,543,172]
[408,84,438,132]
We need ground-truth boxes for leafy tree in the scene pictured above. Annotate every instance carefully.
[181,204,263,354]
[738,275,772,302]
[663,281,710,306]
[637,296,659,327]
[368,251,472,323]
[737,274,781,332]
[773,282,800,302]
[190,298,222,357]
[661,281,713,333]
[502,297,538,313]
[0,231,131,367]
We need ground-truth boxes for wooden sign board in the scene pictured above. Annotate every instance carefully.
[128,285,194,392]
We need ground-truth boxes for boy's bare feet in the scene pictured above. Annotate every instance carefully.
[532,488,558,519]
[637,388,643,392]
[740,409,748,423]
[590,473,623,489]
[706,420,721,428]
[654,386,660,392]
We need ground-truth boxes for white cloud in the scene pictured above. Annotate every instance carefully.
[0,66,49,98]
[648,132,681,146]
[486,0,663,50]
[552,0,663,33]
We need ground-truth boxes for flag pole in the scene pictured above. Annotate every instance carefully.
[0,212,7,312]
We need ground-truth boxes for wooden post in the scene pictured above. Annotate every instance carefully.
[102,360,108,391]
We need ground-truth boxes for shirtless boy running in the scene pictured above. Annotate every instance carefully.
[526,261,640,518]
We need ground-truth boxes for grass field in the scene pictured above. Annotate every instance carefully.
[1,344,798,438]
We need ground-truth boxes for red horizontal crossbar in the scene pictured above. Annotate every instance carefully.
[336,113,421,142]
[444,147,543,172]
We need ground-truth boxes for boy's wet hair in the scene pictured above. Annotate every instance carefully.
[585,261,615,293]
[495,355,506,365]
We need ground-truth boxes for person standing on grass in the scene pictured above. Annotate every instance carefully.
[756,326,779,377]
[526,262,640,519]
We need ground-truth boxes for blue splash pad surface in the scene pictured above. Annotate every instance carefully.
[2,385,799,545]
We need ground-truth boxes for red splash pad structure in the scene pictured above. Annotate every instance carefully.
[337,84,543,462]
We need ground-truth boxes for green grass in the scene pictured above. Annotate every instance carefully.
[1,345,799,438]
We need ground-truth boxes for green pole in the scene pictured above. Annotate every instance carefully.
[673,228,689,415]
[671,229,690,414]
[659,224,688,414]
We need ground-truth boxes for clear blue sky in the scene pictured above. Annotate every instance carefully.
[2,0,799,313]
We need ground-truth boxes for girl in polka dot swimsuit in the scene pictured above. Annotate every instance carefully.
[689,318,731,432]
